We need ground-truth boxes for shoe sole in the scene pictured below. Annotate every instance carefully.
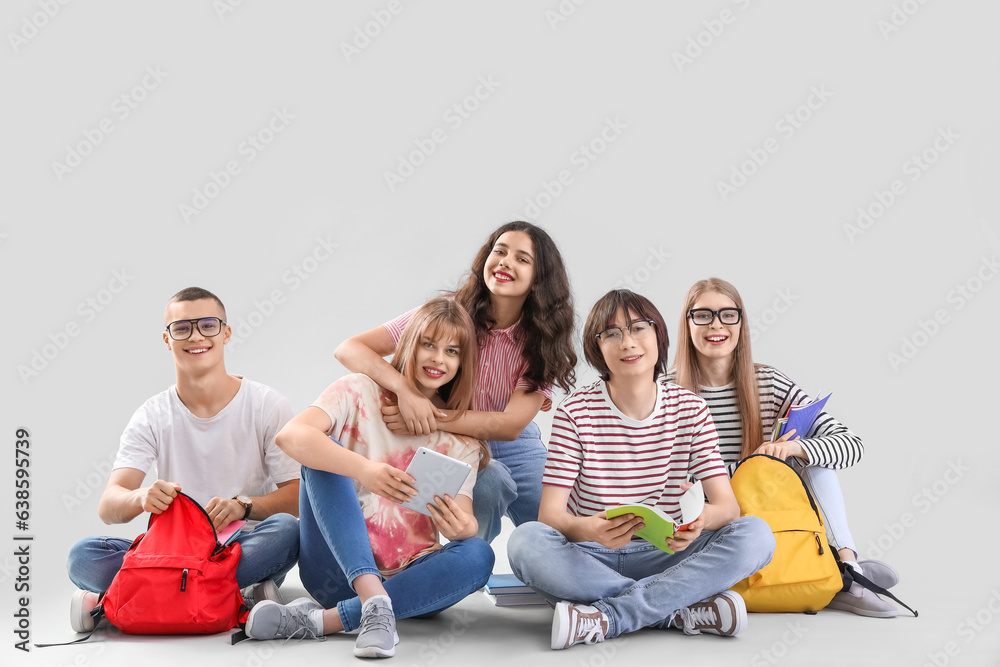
[354,631,399,658]
[70,591,95,633]
[244,601,278,639]
[857,560,900,589]
[551,601,570,650]
[827,597,899,618]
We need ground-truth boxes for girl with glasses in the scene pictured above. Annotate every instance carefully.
[244,298,494,657]
[335,221,577,543]
[669,277,900,618]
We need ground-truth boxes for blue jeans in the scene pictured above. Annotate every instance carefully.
[297,466,494,632]
[472,421,546,543]
[66,512,300,593]
[508,518,775,639]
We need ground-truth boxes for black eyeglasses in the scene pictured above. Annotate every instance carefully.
[166,317,227,341]
[595,320,655,345]
[688,308,742,326]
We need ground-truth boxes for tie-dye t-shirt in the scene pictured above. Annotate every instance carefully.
[311,373,481,576]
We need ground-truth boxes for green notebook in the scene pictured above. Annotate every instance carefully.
[605,480,705,555]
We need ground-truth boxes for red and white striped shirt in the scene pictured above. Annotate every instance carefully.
[384,307,553,413]
[543,380,727,523]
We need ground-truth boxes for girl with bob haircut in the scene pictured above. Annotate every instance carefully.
[245,298,494,658]
[336,221,577,542]
[509,289,774,650]
[669,277,900,618]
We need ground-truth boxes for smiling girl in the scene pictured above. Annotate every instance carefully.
[669,277,900,618]
[336,221,577,542]
[244,298,494,658]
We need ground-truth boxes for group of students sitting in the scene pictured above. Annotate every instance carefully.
[67,221,902,658]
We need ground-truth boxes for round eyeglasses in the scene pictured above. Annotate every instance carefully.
[595,320,655,345]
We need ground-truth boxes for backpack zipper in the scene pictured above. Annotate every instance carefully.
[814,532,824,555]
[180,568,188,592]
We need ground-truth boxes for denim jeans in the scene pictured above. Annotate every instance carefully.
[508,517,775,638]
[795,463,856,555]
[472,421,546,543]
[297,466,494,632]
[66,512,300,593]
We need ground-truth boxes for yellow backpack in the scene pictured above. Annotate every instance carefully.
[729,454,843,612]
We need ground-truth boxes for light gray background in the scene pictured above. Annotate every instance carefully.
[3,2,999,665]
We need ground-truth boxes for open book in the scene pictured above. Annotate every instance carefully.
[772,393,832,441]
[605,480,705,555]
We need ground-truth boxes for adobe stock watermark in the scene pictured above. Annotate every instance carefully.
[340,0,415,63]
[865,459,968,560]
[716,85,833,202]
[213,0,248,21]
[877,0,932,41]
[613,245,670,291]
[886,254,997,371]
[750,620,808,667]
[384,75,502,193]
[51,65,168,182]
[61,448,118,514]
[922,589,1000,667]
[748,288,797,344]
[228,234,340,348]
[672,0,757,73]
[178,106,295,223]
[509,116,628,220]
[843,125,959,244]
[544,0,588,31]
[17,269,135,385]
[7,0,72,54]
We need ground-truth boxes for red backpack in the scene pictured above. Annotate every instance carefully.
[99,491,246,634]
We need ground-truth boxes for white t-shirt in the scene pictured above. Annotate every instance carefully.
[113,377,299,519]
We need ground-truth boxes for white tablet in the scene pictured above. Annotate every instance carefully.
[401,447,474,516]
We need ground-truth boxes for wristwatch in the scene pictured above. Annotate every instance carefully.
[233,495,253,521]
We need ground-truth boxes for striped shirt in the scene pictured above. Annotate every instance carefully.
[543,380,727,524]
[384,307,553,413]
[665,366,864,471]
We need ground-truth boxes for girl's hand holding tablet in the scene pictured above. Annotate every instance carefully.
[426,494,477,541]
[358,460,417,504]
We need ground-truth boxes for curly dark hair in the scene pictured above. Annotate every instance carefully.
[453,221,576,394]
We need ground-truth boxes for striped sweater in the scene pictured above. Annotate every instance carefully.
[543,379,727,523]
[665,366,863,471]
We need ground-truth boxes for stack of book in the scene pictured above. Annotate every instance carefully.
[483,574,547,607]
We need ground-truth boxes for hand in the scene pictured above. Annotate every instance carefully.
[580,511,644,550]
[358,460,417,504]
[382,388,445,436]
[754,429,804,461]
[666,514,705,553]
[426,495,476,541]
[205,496,244,530]
[140,480,181,514]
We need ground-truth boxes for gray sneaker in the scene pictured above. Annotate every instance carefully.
[242,579,283,609]
[246,597,325,640]
[354,595,398,658]
[828,588,899,618]
[857,559,900,589]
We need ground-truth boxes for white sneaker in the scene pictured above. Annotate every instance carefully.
[246,597,325,640]
[354,595,398,658]
[551,601,609,650]
[242,579,283,609]
[828,588,899,618]
[669,590,747,636]
[70,589,99,633]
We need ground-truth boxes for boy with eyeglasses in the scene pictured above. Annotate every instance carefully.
[66,287,301,633]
